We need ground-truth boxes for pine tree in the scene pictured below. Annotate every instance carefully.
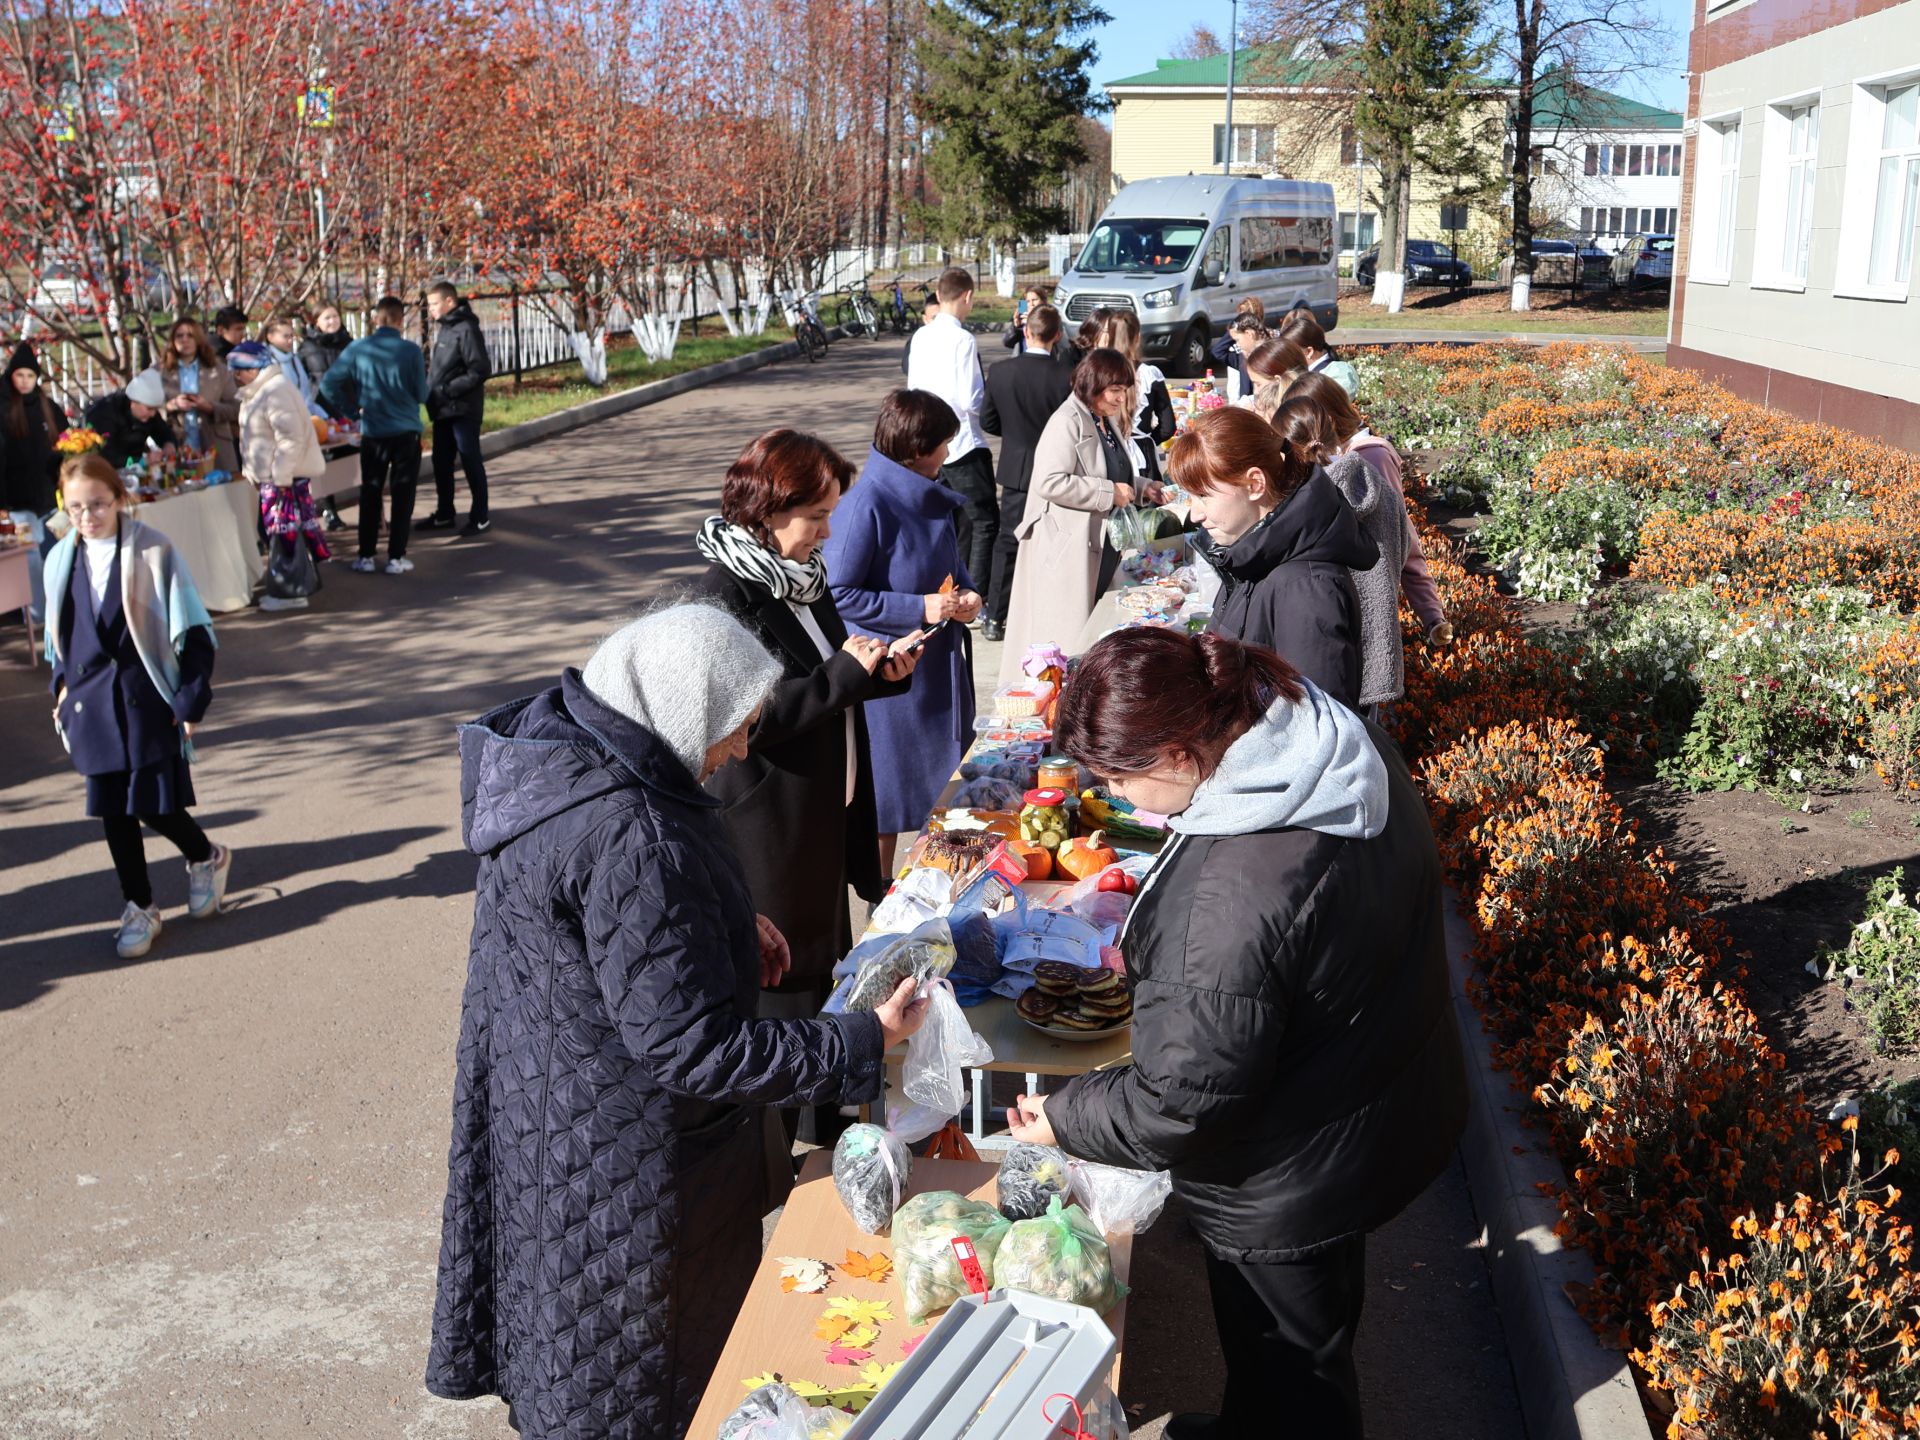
[915,0,1111,248]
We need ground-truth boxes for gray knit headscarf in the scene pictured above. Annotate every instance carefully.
[581,603,783,777]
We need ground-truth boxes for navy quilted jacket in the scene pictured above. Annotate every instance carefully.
[427,669,885,1438]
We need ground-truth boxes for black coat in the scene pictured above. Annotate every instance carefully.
[981,352,1074,493]
[1049,724,1466,1262]
[428,299,491,421]
[691,564,902,982]
[428,671,886,1439]
[298,328,352,386]
[1,388,66,514]
[1206,469,1378,709]
[85,392,175,469]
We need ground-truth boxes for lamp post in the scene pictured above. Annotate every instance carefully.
[1222,0,1237,176]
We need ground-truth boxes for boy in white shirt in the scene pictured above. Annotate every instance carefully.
[906,268,996,612]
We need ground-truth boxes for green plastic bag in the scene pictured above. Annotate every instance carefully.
[990,1195,1123,1314]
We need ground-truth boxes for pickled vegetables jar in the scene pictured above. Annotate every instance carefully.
[1019,788,1070,852]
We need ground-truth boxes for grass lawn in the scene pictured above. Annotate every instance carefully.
[1332,284,1671,336]
[477,328,798,434]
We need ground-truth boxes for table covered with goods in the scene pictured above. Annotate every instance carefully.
[309,419,368,503]
[691,524,1244,1437]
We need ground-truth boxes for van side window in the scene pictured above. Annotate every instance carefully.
[1243,215,1336,271]
[1199,225,1231,283]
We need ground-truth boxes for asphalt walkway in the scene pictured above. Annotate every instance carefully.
[0,338,1527,1438]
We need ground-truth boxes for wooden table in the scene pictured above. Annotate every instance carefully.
[685,1152,1128,1439]
[0,543,36,664]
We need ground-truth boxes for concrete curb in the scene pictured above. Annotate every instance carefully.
[1339,329,1666,352]
[1445,900,1651,1440]
[475,328,845,461]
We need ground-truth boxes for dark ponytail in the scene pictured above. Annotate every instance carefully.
[1270,394,1343,468]
[1055,628,1305,777]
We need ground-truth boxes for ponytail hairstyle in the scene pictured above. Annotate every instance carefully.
[1270,395,1345,467]
[1056,627,1305,778]
[1167,404,1313,502]
[61,451,132,508]
[1275,308,1336,361]
[1244,336,1309,387]
[1280,370,1365,448]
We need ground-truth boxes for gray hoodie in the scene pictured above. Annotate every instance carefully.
[1326,450,1411,709]
[1171,681,1389,840]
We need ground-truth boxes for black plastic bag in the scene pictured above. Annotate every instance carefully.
[264,534,321,600]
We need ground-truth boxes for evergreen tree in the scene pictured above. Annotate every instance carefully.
[916,0,1111,248]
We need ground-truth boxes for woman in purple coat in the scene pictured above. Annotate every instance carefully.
[823,390,984,872]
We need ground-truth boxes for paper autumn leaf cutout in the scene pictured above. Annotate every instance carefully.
[900,1333,926,1358]
[742,1371,783,1390]
[778,1256,831,1294]
[824,1342,874,1366]
[841,1249,893,1282]
[823,1295,893,1327]
[787,1379,829,1401]
[839,1324,878,1350]
[814,1312,855,1342]
[857,1360,904,1389]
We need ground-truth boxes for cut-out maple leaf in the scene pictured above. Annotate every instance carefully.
[900,1333,927,1358]
[741,1371,783,1390]
[823,1342,874,1366]
[822,1296,893,1327]
[813,1312,855,1342]
[839,1324,879,1350]
[777,1256,831,1294]
[787,1379,829,1401]
[857,1360,904,1389]
[841,1249,893,1282]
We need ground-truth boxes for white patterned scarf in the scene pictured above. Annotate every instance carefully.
[695,516,828,605]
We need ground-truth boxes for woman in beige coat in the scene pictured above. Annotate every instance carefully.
[999,347,1143,682]
[158,318,242,474]
[229,341,330,609]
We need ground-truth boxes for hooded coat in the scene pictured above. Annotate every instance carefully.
[298,326,352,387]
[427,670,886,1438]
[1323,452,1411,709]
[84,391,175,469]
[237,370,326,489]
[428,299,491,422]
[2,342,67,515]
[1046,686,1466,1262]
[1205,467,1378,710]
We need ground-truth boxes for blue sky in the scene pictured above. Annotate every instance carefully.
[1089,0,1696,113]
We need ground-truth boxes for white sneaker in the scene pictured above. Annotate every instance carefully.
[259,594,309,611]
[350,556,378,574]
[385,557,414,574]
[115,901,163,958]
[187,843,232,917]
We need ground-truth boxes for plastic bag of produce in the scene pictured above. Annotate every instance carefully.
[902,980,993,1115]
[1067,1161,1172,1238]
[1104,505,1154,553]
[831,918,957,1013]
[831,1100,951,1234]
[717,1381,853,1438]
[892,1190,1012,1325]
[991,1196,1123,1314]
[996,1143,1072,1221]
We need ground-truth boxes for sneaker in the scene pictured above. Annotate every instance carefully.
[385,557,414,574]
[350,556,378,573]
[115,901,163,958]
[416,513,457,532]
[187,843,232,918]
[459,518,492,538]
[259,594,309,611]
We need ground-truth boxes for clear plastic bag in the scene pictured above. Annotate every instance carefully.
[891,1190,1012,1325]
[996,1143,1072,1221]
[717,1381,854,1438]
[1104,505,1153,552]
[836,918,957,1013]
[991,1196,1123,1314]
[1066,1160,1172,1287]
[902,980,993,1115]
[832,1123,913,1235]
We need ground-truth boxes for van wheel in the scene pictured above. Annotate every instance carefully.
[1174,323,1209,379]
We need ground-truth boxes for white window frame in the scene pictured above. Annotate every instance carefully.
[1752,91,1822,292]
[1691,112,1743,285]
[1835,67,1920,302]
[1230,124,1274,167]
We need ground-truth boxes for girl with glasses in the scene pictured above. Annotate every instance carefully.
[44,453,233,959]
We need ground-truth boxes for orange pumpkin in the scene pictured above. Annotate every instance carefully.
[1056,830,1116,881]
[1009,838,1052,881]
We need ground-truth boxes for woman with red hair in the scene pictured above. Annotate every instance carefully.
[1007,626,1464,1440]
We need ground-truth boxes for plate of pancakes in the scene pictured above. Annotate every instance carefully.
[1015,961,1132,1041]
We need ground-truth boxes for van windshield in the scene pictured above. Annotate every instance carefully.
[1075,219,1206,275]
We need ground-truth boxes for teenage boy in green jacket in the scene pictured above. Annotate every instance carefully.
[318,296,429,575]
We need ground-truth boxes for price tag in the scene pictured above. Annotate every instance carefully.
[950,1236,989,1296]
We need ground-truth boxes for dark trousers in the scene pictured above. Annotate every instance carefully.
[104,811,212,909]
[359,434,421,561]
[987,484,1030,625]
[938,447,997,600]
[431,414,488,524]
[1205,1236,1366,1438]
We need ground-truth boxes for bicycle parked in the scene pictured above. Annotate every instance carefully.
[887,277,931,335]
[833,281,883,339]
[778,288,831,362]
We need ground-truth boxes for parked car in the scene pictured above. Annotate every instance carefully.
[1353,239,1473,289]
[1054,173,1341,376]
[1610,234,1675,291]
[1498,238,1612,288]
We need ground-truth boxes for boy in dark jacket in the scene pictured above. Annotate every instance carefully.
[419,281,492,538]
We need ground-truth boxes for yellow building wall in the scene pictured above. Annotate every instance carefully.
[1109,92,1507,253]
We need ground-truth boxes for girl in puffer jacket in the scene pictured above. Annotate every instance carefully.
[1007,627,1465,1440]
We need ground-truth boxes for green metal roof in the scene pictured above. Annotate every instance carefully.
[1106,48,1681,133]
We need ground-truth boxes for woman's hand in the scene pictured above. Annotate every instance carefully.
[755,913,791,989]
[1111,482,1137,510]
[1005,1092,1057,1147]
[879,640,922,682]
[1141,481,1168,506]
[1427,621,1454,646]
[840,634,888,675]
[925,591,959,624]
[51,686,66,727]
[950,590,982,624]
[874,977,929,1050]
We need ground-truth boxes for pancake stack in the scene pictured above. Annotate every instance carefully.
[1015,962,1133,1032]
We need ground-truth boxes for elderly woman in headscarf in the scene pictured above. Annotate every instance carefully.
[229,340,328,611]
[427,602,928,1440]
